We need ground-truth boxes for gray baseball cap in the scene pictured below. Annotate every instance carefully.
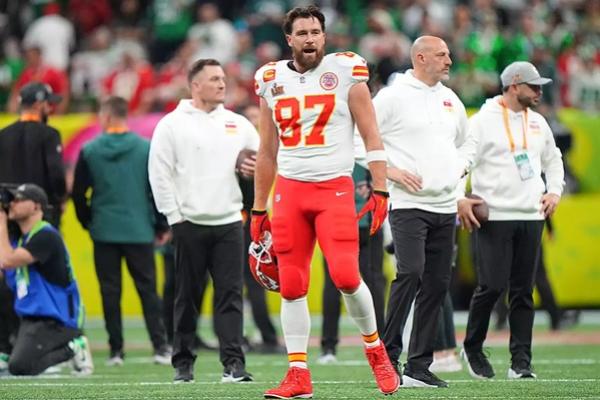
[500,61,552,88]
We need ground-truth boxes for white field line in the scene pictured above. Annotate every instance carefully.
[110,357,600,366]
[2,378,600,386]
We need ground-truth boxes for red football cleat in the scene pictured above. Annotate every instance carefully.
[264,367,313,399]
[365,341,401,395]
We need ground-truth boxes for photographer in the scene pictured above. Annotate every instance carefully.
[0,184,93,376]
[0,81,67,370]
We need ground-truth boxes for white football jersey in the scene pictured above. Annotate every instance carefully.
[255,52,369,182]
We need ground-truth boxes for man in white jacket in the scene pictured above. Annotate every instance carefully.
[148,59,258,384]
[459,61,563,380]
[375,36,476,388]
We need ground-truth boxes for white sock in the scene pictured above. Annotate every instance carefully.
[342,281,381,348]
[281,296,310,368]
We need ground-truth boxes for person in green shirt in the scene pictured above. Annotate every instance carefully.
[72,96,170,367]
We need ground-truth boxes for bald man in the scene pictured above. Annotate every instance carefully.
[373,36,476,387]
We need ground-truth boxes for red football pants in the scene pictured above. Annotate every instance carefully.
[271,175,361,300]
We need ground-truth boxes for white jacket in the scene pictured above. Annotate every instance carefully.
[374,70,475,213]
[148,100,259,226]
[468,96,564,220]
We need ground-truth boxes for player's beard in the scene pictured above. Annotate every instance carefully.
[294,47,324,71]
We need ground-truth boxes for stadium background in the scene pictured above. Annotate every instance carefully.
[2,108,599,316]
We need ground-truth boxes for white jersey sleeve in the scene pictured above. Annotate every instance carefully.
[254,62,278,99]
[332,51,369,84]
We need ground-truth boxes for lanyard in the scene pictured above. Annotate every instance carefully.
[499,99,528,153]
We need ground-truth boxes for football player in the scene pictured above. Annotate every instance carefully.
[251,5,399,398]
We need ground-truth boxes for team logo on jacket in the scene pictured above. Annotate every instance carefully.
[529,120,541,134]
[443,99,454,112]
[319,72,339,90]
[225,121,237,134]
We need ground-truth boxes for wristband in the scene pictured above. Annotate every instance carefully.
[366,150,387,163]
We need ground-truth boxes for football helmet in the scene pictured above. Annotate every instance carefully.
[248,231,279,292]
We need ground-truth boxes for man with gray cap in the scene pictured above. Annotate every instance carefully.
[458,61,564,380]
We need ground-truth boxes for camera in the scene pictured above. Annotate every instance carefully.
[0,183,17,212]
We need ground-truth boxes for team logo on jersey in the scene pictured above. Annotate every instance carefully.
[319,72,339,90]
[271,83,285,97]
[263,69,276,82]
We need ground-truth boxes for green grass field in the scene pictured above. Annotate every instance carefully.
[1,316,600,399]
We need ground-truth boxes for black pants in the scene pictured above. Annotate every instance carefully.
[93,241,167,354]
[171,221,245,369]
[464,220,544,365]
[0,277,19,355]
[321,227,385,353]
[433,291,457,352]
[494,243,561,329]
[162,244,210,345]
[242,218,278,345]
[8,317,78,375]
[383,209,456,371]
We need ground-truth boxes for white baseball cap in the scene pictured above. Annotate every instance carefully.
[500,61,552,88]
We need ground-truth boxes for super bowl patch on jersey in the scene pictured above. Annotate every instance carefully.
[320,72,339,90]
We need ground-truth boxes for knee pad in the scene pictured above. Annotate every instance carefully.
[279,265,309,300]
[328,253,361,292]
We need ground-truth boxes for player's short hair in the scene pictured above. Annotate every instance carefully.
[282,5,326,35]
[100,96,128,118]
[187,59,221,84]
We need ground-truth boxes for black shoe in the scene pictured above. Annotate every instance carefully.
[508,360,536,379]
[174,363,194,383]
[461,349,495,379]
[221,359,253,383]
[402,367,448,388]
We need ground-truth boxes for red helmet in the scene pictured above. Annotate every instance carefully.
[248,231,279,292]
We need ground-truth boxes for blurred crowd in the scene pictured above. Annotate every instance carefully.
[0,0,598,115]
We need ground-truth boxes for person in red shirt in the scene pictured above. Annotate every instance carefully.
[8,46,69,114]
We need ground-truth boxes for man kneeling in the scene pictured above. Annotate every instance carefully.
[0,184,93,376]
